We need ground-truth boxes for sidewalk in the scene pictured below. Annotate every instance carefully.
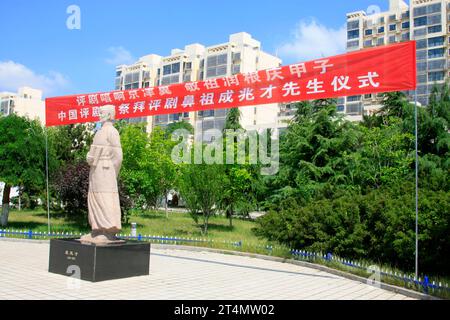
[0,239,415,300]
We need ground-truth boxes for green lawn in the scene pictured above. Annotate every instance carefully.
[4,208,278,252]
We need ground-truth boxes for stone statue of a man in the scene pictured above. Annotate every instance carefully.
[80,105,123,244]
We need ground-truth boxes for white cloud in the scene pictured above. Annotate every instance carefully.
[277,18,346,62]
[105,46,135,65]
[0,61,69,95]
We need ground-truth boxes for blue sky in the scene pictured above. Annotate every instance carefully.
[0,0,389,97]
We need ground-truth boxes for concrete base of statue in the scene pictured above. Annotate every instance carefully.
[48,238,150,282]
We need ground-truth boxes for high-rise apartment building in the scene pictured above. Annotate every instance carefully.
[0,87,46,124]
[115,32,282,138]
[345,0,449,120]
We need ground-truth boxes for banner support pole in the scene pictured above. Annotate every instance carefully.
[45,127,50,234]
[414,91,419,280]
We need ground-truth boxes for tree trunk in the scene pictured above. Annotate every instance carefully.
[1,184,11,227]
[165,193,168,219]
[203,214,208,235]
[228,206,233,228]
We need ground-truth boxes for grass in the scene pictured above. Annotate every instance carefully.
[3,208,450,299]
[5,208,268,245]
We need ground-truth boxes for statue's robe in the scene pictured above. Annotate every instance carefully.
[86,122,123,233]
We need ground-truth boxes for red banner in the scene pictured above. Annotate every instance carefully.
[45,41,416,127]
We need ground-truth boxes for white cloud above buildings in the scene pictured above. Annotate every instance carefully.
[0,60,69,96]
[277,18,346,62]
[105,46,135,65]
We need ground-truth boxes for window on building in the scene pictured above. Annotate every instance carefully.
[413,6,427,17]
[232,64,240,75]
[161,74,180,85]
[172,62,180,73]
[414,16,427,27]
[347,95,361,102]
[402,21,410,29]
[427,14,442,26]
[232,52,241,62]
[214,108,227,117]
[414,28,427,37]
[427,3,442,14]
[347,40,359,49]
[365,29,373,36]
[428,36,444,47]
[428,71,445,81]
[401,32,410,41]
[378,26,385,33]
[428,25,442,34]
[416,39,427,49]
[364,39,373,47]
[346,104,362,115]
[417,50,427,60]
[206,53,228,78]
[163,62,181,75]
[163,65,171,75]
[402,11,410,19]
[389,14,396,22]
[124,73,132,84]
[417,74,427,83]
[389,24,396,31]
[428,59,446,70]
[389,35,397,43]
[347,20,359,30]
[428,48,445,59]
[377,38,384,45]
[417,61,427,72]
[347,29,359,39]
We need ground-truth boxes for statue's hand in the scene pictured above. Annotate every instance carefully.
[87,154,95,166]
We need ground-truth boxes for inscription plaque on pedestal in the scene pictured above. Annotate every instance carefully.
[48,238,150,282]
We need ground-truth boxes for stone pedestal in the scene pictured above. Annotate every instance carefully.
[48,238,150,282]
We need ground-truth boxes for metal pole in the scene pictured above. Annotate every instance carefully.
[45,127,50,234]
[414,91,419,279]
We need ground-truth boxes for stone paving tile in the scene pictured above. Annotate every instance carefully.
[0,240,416,300]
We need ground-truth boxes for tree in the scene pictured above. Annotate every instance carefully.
[224,108,242,131]
[178,162,225,235]
[53,161,132,224]
[0,115,48,226]
[148,127,178,217]
[256,88,450,276]
[47,123,94,164]
[165,120,194,138]
[267,100,360,206]
[53,161,90,218]
[120,124,177,217]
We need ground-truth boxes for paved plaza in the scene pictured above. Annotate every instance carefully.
[0,239,415,300]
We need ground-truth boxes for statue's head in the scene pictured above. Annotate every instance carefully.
[99,105,116,123]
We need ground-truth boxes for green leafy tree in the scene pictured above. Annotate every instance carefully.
[268,100,360,205]
[0,115,50,226]
[120,124,177,217]
[224,108,242,131]
[165,120,194,138]
[47,123,94,164]
[178,162,225,235]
